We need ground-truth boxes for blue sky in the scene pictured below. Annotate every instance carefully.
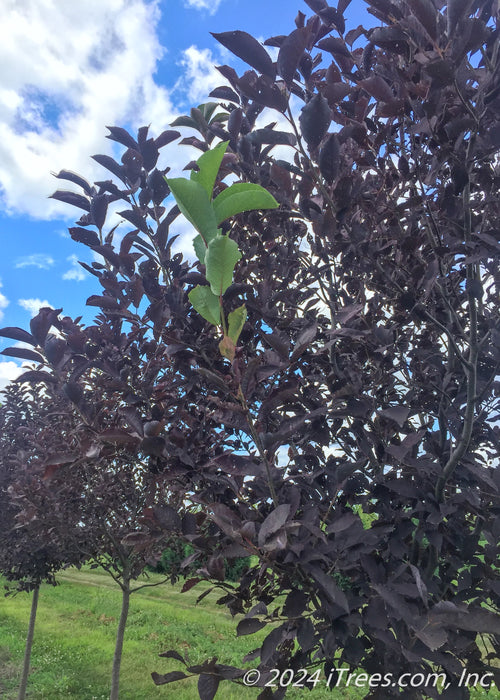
[0,0,372,388]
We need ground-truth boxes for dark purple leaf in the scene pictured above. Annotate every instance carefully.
[407,0,437,39]
[237,618,267,636]
[44,336,67,366]
[261,626,287,665]
[1,347,44,363]
[327,512,358,534]
[423,59,455,87]
[98,429,140,445]
[379,405,410,427]
[121,148,143,181]
[30,308,61,345]
[384,480,421,498]
[91,154,127,182]
[52,170,93,195]
[386,430,426,460]
[105,125,138,150]
[0,327,35,345]
[68,227,100,247]
[447,0,470,36]
[158,650,186,663]
[209,86,240,103]
[338,0,352,11]
[304,0,328,12]
[258,504,291,546]
[15,370,57,384]
[43,452,79,467]
[319,8,345,34]
[211,31,276,79]
[139,138,159,171]
[181,578,201,593]
[299,93,331,150]
[90,194,108,230]
[250,129,297,147]
[264,35,287,48]
[49,190,90,212]
[291,323,318,361]
[198,673,220,700]
[358,76,394,102]
[277,28,309,85]
[283,589,308,617]
[63,382,84,405]
[369,26,409,56]
[151,671,188,686]
[319,132,340,183]
[152,504,181,531]
[236,72,288,112]
[295,10,306,28]
[297,618,315,651]
[317,36,351,58]
[154,130,180,149]
[309,566,349,613]
[345,25,365,46]
[118,208,150,235]
[430,606,500,635]
[414,623,448,651]
[86,295,122,310]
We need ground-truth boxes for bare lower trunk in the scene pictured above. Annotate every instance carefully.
[110,578,131,700]
[17,584,40,700]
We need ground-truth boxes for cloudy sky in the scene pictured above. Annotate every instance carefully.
[0,0,371,388]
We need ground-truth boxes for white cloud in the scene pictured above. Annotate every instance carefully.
[177,46,226,105]
[0,280,9,322]
[0,360,23,393]
[0,0,176,219]
[62,254,86,281]
[18,298,53,317]
[15,253,55,269]
[184,0,223,14]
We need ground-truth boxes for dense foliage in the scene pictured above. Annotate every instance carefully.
[0,380,87,592]
[151,536,251,583]
[1,1,499,698]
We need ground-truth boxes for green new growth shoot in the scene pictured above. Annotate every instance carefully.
[166,141,278,360]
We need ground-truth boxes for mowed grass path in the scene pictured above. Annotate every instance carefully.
[0,568,498,699]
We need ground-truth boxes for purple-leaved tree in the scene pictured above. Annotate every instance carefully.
[1,1,499,698]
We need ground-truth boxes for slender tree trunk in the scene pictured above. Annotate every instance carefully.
[17,584,40,700]
[110,577,131,700]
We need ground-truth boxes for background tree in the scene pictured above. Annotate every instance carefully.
[0,313,188,700]
[1,1,499,698]
[0,379,88,700]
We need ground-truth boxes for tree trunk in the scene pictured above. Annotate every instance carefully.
[17,584,40,700]
[110,577,131,700]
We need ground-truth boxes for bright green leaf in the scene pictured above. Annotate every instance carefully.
[210,112,229,125]
[199,102,219,123]
[193,234,207,264]
[205,235,241,297]
[191,141,229,198]
[188,285,221,326]
[166,178,218,243]
[227,304,247,345]
[213,183,279,225]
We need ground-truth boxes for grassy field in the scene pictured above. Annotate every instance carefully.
[0,568,498,699]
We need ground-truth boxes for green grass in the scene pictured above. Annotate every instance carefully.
[0,568,362,699]
[0,567,498,699]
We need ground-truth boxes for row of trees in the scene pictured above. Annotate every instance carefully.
[0,371,191,699]
[1,0,500,698]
